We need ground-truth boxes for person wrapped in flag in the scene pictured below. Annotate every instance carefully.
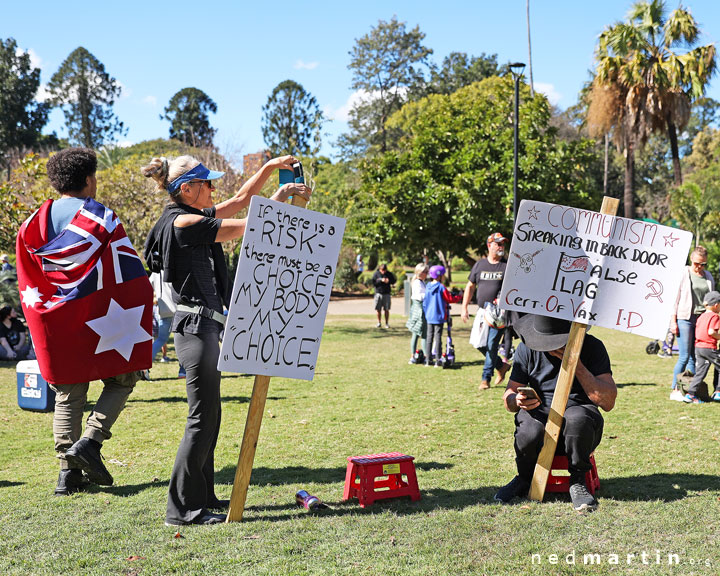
[16,148,153,496]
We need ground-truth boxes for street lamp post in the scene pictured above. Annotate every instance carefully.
[509,62,526,222]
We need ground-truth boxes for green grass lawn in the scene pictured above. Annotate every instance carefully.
[0,316,719,575]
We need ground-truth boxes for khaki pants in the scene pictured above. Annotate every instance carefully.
[49,371,139,469]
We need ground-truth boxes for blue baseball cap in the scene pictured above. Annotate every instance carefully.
[167,162,225,194]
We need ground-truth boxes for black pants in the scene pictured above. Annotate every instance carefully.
[425,323,443,364]
[689,347,720,397]
[514,404,604,481]
[166,331,222,524]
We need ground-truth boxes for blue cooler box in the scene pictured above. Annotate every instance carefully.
[17,360,55,412]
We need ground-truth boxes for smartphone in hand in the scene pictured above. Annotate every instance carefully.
[517,386,539,400]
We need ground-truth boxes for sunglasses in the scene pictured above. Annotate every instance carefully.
[692,261,707,267]
[190,180,215,189]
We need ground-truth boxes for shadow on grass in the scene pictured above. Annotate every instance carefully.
[0,480,25,488]
[600,473,720,501]
[615,381,657,388]
[216,461,453,486]
[96,480,167,497]
[239,472,720,522]
[324,325,400,339]
[128,395,285,404]
[241,485,501,522]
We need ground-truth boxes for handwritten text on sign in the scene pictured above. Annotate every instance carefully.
[218,196,346,380]
[499,200,693,339]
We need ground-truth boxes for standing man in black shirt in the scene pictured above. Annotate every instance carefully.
[372,263,396,328]
[494,314,616,512]
[461,232,509,390]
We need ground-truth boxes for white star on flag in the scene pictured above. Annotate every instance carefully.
[86,298,151,361]
[21,286,43,308]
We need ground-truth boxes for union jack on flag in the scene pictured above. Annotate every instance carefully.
[16,198,153,385]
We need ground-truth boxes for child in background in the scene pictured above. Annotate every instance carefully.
[406,263,429,364]
[423,265,461,367]
[685,290,720,403]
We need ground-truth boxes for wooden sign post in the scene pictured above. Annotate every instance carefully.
[527,196,618,502]
[226,194,308,523]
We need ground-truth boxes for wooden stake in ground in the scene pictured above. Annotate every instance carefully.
[226,193,308,523]
[528,196,619,502]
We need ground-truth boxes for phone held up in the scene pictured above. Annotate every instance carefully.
[279,162,305,186]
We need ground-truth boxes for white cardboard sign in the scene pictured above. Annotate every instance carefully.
[500,200,693,339]
[218,196,346,380]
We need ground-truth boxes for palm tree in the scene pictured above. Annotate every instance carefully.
[589,0,716,217]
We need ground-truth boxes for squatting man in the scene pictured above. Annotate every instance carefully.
[494,313,617,512]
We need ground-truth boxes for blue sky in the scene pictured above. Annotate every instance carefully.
[3,0,720,162]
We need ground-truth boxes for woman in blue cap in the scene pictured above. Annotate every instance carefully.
[143,154,310,526]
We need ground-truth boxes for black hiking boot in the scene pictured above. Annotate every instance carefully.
[65,438,113,486]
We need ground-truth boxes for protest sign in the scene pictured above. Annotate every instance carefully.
[500,199,693,339]
[219,195,346,380]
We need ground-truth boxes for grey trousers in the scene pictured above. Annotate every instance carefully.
[166,330,222,525]
[49,371,138,469]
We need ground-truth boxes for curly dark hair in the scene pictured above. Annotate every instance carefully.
[47,148,97,193]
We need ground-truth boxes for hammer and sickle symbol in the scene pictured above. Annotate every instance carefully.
[645,279,664,303]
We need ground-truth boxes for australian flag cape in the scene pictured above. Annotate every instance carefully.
[16,197,153,385]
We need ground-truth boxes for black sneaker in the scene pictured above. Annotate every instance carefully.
[165,511,226,526]
[65,438,113,486]
[54,469,88,496]
[494,476,530,503]
[569,481,598,512]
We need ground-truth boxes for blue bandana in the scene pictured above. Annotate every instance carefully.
[167,163,225,194]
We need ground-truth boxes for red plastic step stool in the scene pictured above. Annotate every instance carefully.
[343,452,421,507]
[546,453,600,495]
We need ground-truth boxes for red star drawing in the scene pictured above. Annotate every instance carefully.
[663,233,679,247]
[528,206,540,220]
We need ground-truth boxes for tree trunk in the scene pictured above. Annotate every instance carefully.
[624,134,635,219]
[603,133,609,196]
[667,119,683,186]
[436,249,452,283]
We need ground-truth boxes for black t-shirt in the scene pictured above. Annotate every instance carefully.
[469,258,506,306]
[0,318,24,348]
[509,334,612,408]
[372,270,396,295]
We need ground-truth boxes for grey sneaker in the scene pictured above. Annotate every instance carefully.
[494,476,530,503]
[569,481,598,511]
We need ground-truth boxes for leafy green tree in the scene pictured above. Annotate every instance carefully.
[671,126,720,243]
[671,181,720,244]
[261,80,323,156]
[681,97,720,156]
[338,17,432,158]
[0,38,50,173]
[422,52,503,96]
[0,153,51,252]
[162,87,217,147]
[46,47,125,148]
[354,77,601,272]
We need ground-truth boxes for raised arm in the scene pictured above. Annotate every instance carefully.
[548,349,617,411]
[214,155,297,219]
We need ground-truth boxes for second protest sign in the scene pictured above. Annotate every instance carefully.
[219,195,346,380]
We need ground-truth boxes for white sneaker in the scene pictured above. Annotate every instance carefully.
[669,389,685,402]
[384,323,390,329]
[376,322,381,328]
